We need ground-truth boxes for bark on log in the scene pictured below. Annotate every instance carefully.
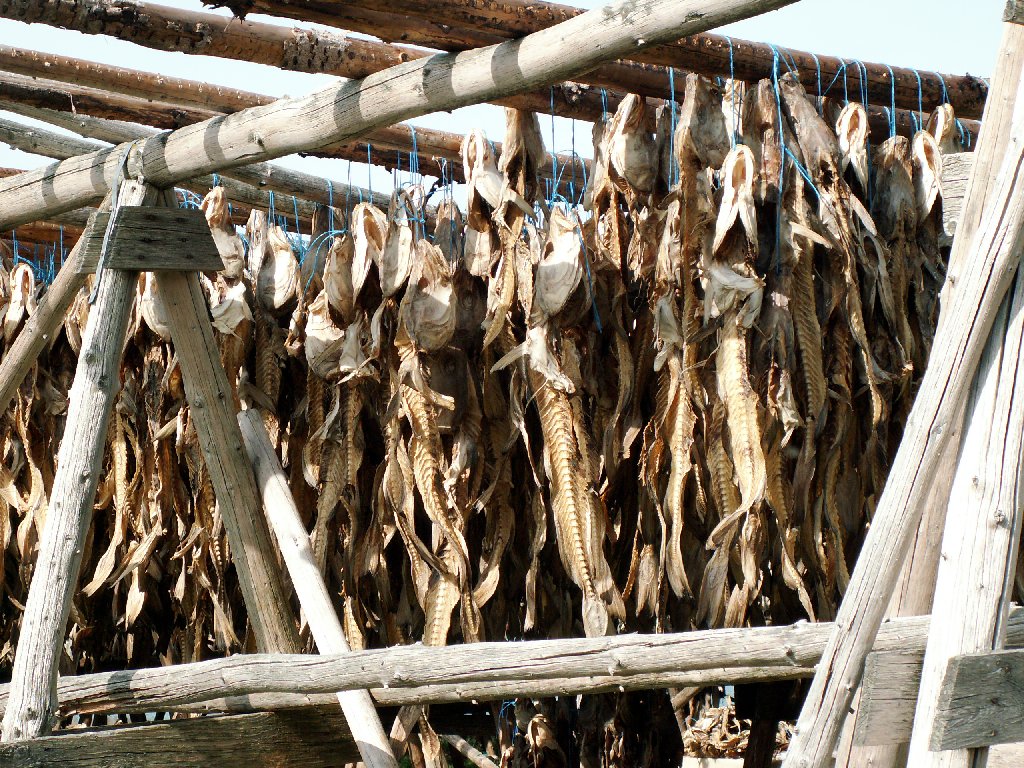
[0,180,156,742]
[237,409,397,768]
[904,278,1024,764]
[0,610,1022,723]
[783,26,1024,768]
[219,0,987,120]
[154,264,301,654]
[0,0,799,229]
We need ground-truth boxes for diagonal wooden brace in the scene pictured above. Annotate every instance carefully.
[0,179,158,742]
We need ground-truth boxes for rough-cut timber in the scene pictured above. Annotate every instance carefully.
[932,649,1024,750]
[940,153,974,236]
[154,264,301,653]
[853,651,928,746]
[1,610,1022,722]
[0,180,156,742]
[237,410,397,768]
[1008,0,1024,24]
[0,0,800,229]
[0,710,360,767]
[76,207,224,272]
[442,734,499,768]
[218,0,987,119]
[783,25,1024,768]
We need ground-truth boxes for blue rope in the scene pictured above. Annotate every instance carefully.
[550,87,559,197]
[668,67,679,187]
[823,59,848,102]
[724,37,738,148]
[913,69,924,131]
[366,144,373,198]
[884,64,897,138]
[600,88,609,118]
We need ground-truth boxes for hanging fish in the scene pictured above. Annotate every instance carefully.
[199,186,245,279]
[256,224,299,314]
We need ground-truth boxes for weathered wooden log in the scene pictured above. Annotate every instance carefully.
[0,0,799,229]
[0,111,390,217]
[0,709,361,767]
[0,610,1021,724]
[0,64,585,187]
[154,263,301,654]
[237,409,397,768]
[0,0,619,122]
[442,734,498,768]
[218,0,987,120]
[783,24,1024,768]
[0,180,156,742]
[905,276,1024,763]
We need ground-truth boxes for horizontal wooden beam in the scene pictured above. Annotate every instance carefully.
[0,111,391,215]
[0,0,791,229]
[931,648,1024,750]
[0,709,360,767]
[220,0,988,120]
[0,610,1021,724]
[76,208,224,273]
[0,3,977,144]
[0,0,613,122]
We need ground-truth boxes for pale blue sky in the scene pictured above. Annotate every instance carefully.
[0,0,1005,202]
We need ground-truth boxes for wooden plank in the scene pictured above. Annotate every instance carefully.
[990,743,1024,767]
[155,265,300,654]
[0,611,1022,723]
[76,207,223,273]
[0,710,359,767]
[932,650,1024,750]
[0,0,798,229]
[1007,1,1024,24]
[782,25,1024,768]
[0,180,157,742]
[854,651,928,746]
[237,410,397,768]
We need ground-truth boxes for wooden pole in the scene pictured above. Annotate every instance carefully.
[2,611,1023,722]
[782,26,1024,768]
[0,179,156,742]
[0,111,392,215]
[441,734,499,768]
[903,284,1024,765]
[0,0,799,230]
[237,409,397,768]
[154,265,300,653]
[217,0,987,119]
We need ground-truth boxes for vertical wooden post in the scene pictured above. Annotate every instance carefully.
[237,409,398,768]
[904,278,1024,766]
[154,267,300,654]
[782,24,1024,768]
[0,179,156,742]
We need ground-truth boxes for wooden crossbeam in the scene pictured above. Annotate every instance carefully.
[1,610,1022,724]
[0,0,799,229]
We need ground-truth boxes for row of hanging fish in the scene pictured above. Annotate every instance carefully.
[0,71,965,765]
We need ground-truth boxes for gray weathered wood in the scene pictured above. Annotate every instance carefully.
[854,650,926,746]
[907,277,1024,765]
[0,0,797,229]
[0,709,359,767]
[76,207,224,273]
[0,180,156,742]
[155,265,300,654]
[237,409,397,768]
[1007,1,1024,24]
[0,610,1022,724]
[932,649,1024,750]
[783,25,1024,768]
